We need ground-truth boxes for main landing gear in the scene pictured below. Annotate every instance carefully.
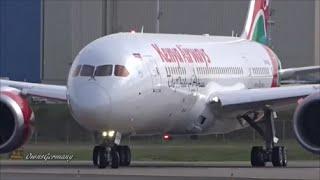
[92,131,131,169]
[239,106,287,167]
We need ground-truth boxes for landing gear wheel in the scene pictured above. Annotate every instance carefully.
[93,146,103,166]
[118,146,131,166]
[93,146,99,166]
[123,146,131,166]
[251,146,266,167]
[272,146,284,167]
[281,146,287,167]
[97,146,108,169]
[110,149,120,169]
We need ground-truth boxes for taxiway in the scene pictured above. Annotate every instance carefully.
[0,161,319,180]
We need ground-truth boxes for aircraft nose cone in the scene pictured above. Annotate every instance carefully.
[70,83,111,128]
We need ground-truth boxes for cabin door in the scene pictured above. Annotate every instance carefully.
[145,56,162,93]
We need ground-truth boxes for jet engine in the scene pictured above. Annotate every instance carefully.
[293,93,320,154]
[0,87,34,153]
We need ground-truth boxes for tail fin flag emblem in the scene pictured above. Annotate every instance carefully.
[242,0,270,45]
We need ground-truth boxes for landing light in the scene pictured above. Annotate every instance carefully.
[102,130,115,138]
[102,131,108,137]
[108,130,115,138]
[211,96,220,103]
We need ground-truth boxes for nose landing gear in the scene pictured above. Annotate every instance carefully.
[92,131,131,169]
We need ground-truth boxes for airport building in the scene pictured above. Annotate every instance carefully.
[1,0,319,84]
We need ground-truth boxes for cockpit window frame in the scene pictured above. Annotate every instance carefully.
[72,65,82,77]
[114,65,130,77]
[80,64,95,77]
[94,65,113,77]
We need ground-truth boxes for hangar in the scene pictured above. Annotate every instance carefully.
[1,0,319,84]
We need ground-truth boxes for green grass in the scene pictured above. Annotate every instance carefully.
[132,145,250,161]
[3,140,318,162]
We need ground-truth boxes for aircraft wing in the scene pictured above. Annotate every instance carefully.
[0,79,67,102]
[280,66,320,80]
[207,84,320,112]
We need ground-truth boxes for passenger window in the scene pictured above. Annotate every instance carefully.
[72,65,82,77]
[95,65,113,76]
[115,65,129,77]
[80,65,95,76]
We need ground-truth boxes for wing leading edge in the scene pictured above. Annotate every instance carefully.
[0,79,67,102]
[208,84,320,112]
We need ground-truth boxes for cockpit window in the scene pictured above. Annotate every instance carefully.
[80,65,95,76]
[94,65,113,76]
[72,65,82,77]
[114,65,129,77]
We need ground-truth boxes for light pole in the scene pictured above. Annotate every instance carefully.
[156,0,160,33]
[315,0,320,65]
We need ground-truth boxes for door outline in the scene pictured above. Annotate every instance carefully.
[144,56,162,92]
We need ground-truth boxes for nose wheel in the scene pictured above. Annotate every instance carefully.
[93,146,109,168]
[92,131,131,169]
[117,145,131,166]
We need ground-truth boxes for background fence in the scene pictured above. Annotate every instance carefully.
[29,104,298,144]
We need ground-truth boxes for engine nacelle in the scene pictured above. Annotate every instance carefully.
[293,92,320,154]
[0,87,34,153]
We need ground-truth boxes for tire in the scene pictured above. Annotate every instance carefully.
[117,146,126,166]
[251,146,266,167]
[93,146,101,166]
[123,146,131,166]
[111,150,120,169]
[281,146,287,167]
[117,146,131,166]
[97,147,108,169]
[272,146,283,167]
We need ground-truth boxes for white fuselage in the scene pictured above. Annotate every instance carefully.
[67,33,279,135]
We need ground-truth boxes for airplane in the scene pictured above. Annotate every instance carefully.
[0,0,319,169]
